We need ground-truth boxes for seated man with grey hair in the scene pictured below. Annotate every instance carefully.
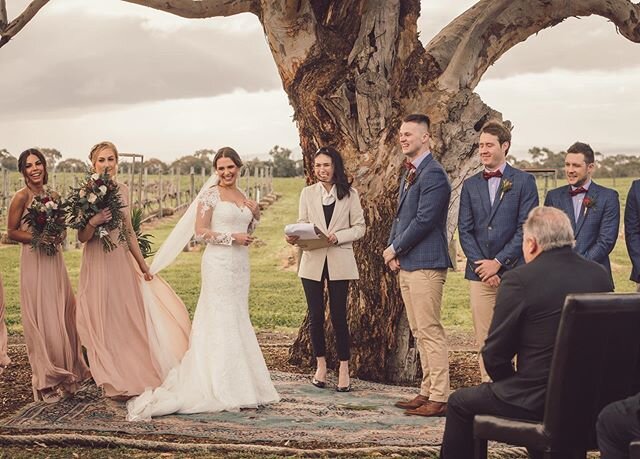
[440,206,613,459]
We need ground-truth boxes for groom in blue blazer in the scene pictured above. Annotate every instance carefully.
[458,120,538,382]
[384,114,453,418]
[544,142,619,283]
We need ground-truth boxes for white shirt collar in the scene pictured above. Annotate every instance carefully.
[321,184,337,205]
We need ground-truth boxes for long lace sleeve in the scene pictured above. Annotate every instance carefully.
[195,187,234,246]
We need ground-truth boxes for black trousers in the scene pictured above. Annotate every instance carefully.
[301,262,350,361]
[440,383,541,459]
[597,392,640,459]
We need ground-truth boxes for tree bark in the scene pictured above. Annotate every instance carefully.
[3,0,640,382]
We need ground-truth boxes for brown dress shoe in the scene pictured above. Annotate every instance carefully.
[394,394,429,410]
[405,400,447,417]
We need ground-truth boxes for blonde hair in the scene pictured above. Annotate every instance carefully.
[89,141,119,166]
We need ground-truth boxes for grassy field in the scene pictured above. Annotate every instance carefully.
[0,176,638,337]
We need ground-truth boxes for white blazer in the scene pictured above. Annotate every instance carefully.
[297,182,366,281]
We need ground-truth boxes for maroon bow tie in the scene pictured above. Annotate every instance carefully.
[404,161,416,171]
[569,187,587,197]
[483,170,503,180]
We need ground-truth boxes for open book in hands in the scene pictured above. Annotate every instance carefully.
[284,223,332,250]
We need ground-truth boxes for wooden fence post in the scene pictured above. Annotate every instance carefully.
[143,168,148,209]
[175,168,181,208]
[158,174,163,219]
[190,167,195,202]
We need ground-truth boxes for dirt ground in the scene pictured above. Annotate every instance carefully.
[0,331,480,458]
[0,330,480,421]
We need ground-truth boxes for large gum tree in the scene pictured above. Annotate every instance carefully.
[3,0,639,383]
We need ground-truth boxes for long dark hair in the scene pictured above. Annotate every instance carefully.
[314,146,351,200]
[18,148,49,186]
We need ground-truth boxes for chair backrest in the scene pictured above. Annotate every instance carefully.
[543,293,640,450]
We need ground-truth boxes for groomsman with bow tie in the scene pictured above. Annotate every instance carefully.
[458,120,538,382]
[544,141,619,284]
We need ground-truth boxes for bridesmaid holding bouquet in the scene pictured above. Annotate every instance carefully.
[7,149,90,402]
[75,141,190,399]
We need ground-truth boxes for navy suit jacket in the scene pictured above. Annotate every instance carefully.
[624,180,640,282]
[388,154,453,271]
[458,164,539,281]
[544,181,619,280]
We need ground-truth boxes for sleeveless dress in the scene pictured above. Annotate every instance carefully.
[126,186,279,420]
[19,192,90,399]
[76,183,190,397]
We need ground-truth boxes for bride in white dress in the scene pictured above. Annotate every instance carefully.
[127,148,279,421]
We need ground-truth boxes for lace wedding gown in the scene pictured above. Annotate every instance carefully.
[127,186,280,421]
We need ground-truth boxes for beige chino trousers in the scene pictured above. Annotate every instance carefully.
[398,268,450,402]
[469,280,498,382]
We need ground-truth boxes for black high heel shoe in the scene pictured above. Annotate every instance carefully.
[336,384,351,393]
[312,378,326,389]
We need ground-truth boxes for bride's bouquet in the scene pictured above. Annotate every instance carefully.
[65,170,127,252]
[22,189,66,256]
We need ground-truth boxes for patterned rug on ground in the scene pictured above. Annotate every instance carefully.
[2,371,445,447]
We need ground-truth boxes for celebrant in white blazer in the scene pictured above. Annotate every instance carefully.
[286,146,366,392]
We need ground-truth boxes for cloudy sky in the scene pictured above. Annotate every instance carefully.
[1,0,639,162]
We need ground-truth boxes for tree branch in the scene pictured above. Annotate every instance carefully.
[121,0,259,18]
[426,0,640,91]
[0,0,8,30]
[259,0,318,88]
[0,0,49,49]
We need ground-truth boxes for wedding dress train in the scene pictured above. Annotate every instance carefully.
[127,186,279,421]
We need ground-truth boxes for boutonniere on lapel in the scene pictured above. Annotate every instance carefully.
[403,161,417,191]
[582,196,596,217]
[499,178,513,201]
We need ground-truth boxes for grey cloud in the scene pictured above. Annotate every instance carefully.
[0,9,281,117]
[484,17,640,79]
[418,4,640,79]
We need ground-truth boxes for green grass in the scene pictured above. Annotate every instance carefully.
[1,176,640,337]
[0,177,307,335]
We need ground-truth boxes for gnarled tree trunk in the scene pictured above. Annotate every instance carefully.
[4,0,640,383]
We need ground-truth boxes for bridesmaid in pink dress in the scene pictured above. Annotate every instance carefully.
[0,274,10,375]
[76,141,189,400]
[7,149,90,402]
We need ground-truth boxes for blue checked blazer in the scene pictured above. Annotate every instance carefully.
[387,153,453,271]
[625,180,640,282]
[544,181,619,280]
[458,164,539,281]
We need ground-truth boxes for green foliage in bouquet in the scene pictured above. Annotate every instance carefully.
[131,207,155,259]
[65,170,127,252]
[22,189,66,256]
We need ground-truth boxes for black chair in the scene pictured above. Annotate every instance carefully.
[631,440,640,459]
[473,293,640,459]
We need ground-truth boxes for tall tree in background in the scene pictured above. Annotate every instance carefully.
[56,158,87,172]
[2,0,639,383]
[38,148,62,170]
[194,149,216,163]
[0,148,17,170]
[143,158,169,174]
[268,145,297,177]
